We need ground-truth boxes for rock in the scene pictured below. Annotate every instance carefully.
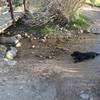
[0,36,16,44]
[6,47,17,60]
[0,34,22,45]
[67,32,72,38]
[0,45,7,58]
[32,45,35,48]
[78,29,84,34]
[35,54,43,58]
[80,90,94,100]
[41,38,46,43]
[91,26,100,34]
[16,36,33,49]
[80,93,90,100]
[19,86,24,90]
[16,42,22,48]
[45,55,52,59]
[4,58,17,66]
[15,34,23,44]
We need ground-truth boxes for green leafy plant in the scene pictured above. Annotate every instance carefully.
[28,24,56,37]
[69,14,89,29]
[86,0,100,7]
[90,0,96,6]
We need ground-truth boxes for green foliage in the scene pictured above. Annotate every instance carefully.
[28,24,56,37]
[15,19,56,37]
[90,0,96,5]
[86,0,100,6]
[13,0,21,7]
[69,14,89,29]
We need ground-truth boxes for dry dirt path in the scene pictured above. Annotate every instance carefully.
[82,6,100,33]
[0,34,100,100]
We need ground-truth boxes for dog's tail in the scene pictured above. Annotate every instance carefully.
[96,53,100,56]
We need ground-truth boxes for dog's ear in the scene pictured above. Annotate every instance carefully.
[71,53,74,57]
[71,51,80,56]
[74,51,80,54]
[71,52,75,56]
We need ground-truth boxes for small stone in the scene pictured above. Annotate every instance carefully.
[45,56,52,59]
[19,86,23,90]
[41,39,46,42]
[16,42,22,47]
[32,52,34,54]
[60,27,63,31]
[80,93,90,100]
[39,55,43,58]
[25,33,30,38]
[33,37,37,40]
[6,52,14,60]
[7,32,11,35]
[4,59,17,66]
[15,39,19,44]
[90,26,100,34]
[32,45,35,48]
[16,34,22,39]
[38,60,44,63]
[80,29,84,33]
[48,56,52,59]
[35,54,43,58]
[6,47,17,60]
[80,90,93,100]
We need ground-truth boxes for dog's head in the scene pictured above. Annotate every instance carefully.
[71,51,81,57]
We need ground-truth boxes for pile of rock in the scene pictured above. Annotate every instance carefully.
[0,34,22,65]
[0,44,17,66]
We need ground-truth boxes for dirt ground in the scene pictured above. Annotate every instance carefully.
[0,5,100,100]
[0,31,100,100]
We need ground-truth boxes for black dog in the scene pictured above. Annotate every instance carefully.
[71,51,100,63]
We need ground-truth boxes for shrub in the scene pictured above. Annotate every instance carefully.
[42,0,85,21]
[39,0,85,28]
[69,13,89,29]
[27,24,56,37]
[86,0,100,7]
[57,0,85,20]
